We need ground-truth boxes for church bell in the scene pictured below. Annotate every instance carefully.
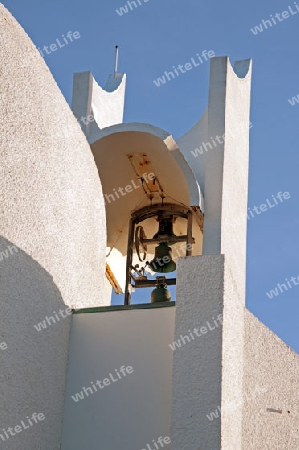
[148,242,176,273]
[151,277,172,303]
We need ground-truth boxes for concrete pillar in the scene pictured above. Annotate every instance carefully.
[170,255,224,449]
[72,72,126,143]
[72,71,94,136]
[170,57,252,449]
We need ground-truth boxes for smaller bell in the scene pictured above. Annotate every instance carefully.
[151,283,171,303]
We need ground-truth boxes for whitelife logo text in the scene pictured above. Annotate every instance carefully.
[38,31,81,58]
[169,314,223,351]
[104,172,155,204]
[0,413,45,443]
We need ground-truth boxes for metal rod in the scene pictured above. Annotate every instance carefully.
[142,236,195,245]
[134,278,176,288]
[124,218,135,305]
[114,45,119,78]
[131,203,189,223]
[186,210,193,256]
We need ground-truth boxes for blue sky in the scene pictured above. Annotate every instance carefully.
[4,0,299,351]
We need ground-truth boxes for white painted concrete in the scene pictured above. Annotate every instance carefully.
[170,57,252,450]
[61,306,175,450]
[215,58,251,450]
[3,10,298,448]
[0,4,108,448]
[72,71,126,143]
[170,255,224,450]
[242,310,299,449]
[176,108,208,193]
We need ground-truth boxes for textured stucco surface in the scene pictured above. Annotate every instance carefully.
[242,309,299,449]
[0,3,108,448]
[221,261,245,450]
[170,58,251,450]
[219,57,251,299]
[0,238,71,450]
[215,59,251,450]
[0,3,108,309]
[200,58,251,449]
[170,255,224,450]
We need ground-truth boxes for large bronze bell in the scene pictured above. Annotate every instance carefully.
[153,217,177,244]
[148,242,176,273]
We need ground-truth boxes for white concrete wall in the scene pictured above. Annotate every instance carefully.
[242,310,299,449]
[204,58,251,450]
[170,255,224,450]
[176,108,208,193]
[0,4,108,448]
[170,57,252,450]
[72,71,94,137]
[62,306,175,450]
[72,71,126,143]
